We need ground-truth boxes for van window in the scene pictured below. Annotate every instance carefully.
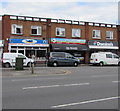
[18,54,26,58]
[113,54,119,59]
[52,53,65,58]
[106,54,112,58]
[66,53,73,58]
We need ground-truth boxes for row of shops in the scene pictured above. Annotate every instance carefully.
[3,38,119,63]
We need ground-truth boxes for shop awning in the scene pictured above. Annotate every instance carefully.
[51,44,89,51]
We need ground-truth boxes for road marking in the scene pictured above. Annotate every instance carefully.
[11,76,69,82]
[91,75,116,78]
[51,96,120,108]
[22,83,90,90]
[112,81,120,83]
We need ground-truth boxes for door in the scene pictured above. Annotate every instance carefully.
[65,53,75,65]
[113,54,119,65]
[105,54,113,65]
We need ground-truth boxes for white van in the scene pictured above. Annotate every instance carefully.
[90,52,120,66]
[2,53,34,68]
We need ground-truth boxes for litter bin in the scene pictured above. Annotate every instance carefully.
[15,57,25,70]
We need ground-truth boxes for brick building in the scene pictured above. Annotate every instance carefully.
[0,14,119,63]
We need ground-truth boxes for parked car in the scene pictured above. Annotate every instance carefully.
[46,52,80,67]
[2,52,34,68]
[90,52,120,66]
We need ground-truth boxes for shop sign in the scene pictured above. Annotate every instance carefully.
[10,38,48,44]
[9,38,49,47]
[51,44,89,51]
[93,41,113,46]
[88,40,118,49]
[51,38,86,45]
[66,46,78,50]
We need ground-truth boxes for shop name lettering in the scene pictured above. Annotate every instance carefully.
[66,47,78,50]
[94,42,113,46]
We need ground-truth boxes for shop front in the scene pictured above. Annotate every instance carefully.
[8,38,49,61]
[50,38,89,63]
[88,40,119,55]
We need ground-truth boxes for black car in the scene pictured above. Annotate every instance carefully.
[46,52,80,67]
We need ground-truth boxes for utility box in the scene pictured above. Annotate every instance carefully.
[15,57,25,70]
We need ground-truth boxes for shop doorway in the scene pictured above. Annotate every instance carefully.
[26,50,35,58]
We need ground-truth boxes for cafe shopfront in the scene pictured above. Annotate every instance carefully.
[50,38,89,63]
[8,38,49,60]
[88,40,119,55]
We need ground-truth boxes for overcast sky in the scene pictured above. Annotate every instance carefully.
[0,0,120,24]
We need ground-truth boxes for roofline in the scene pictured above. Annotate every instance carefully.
[1,14,117,26]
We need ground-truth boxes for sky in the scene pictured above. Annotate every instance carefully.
[0,0,120,24]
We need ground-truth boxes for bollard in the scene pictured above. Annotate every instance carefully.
[31,63,34,74]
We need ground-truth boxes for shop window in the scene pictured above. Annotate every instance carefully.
[106,31,113,40]
[31,26,42,35]
[92,30,101,39]
[12,24,23,35]
[56,27,65,37]
[72,28,81,37]
[11,50,16,53]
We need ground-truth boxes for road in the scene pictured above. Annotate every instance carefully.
[2,66,120,110]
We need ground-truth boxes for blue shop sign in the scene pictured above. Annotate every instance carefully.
[9,38,48,44]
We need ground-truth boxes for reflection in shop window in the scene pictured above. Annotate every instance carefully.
[11,50,16,53]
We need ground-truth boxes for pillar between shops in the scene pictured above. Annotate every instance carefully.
[2,15,11,52]
[85,51,90,64]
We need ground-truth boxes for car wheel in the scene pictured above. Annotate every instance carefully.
[4,63,10,68]
[74,62,78,66]
[118,62,120,66]
[99,62,104,66]
[53,62,58,67]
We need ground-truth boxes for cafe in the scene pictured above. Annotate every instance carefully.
[8,38,49,60]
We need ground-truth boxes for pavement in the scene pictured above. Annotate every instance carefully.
[0,64,90,77]
[1,67,66,77]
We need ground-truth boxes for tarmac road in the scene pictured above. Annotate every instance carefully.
[2,66,120,110]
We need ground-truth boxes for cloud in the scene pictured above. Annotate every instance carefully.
[0,1,118,24]
[1,0,120,2]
